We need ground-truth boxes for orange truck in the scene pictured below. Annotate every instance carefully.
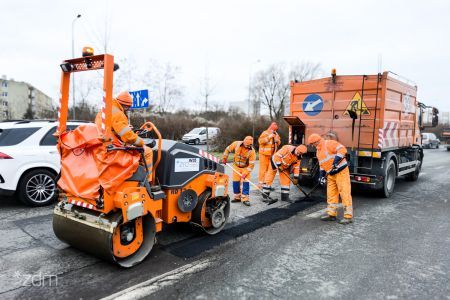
[285,70,438,197]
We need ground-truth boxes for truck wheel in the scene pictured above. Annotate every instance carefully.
[380,159,396,198]
[406,158,422,182]
[18,169,58,206]
[194,139,200,145]
[447,146,450,151]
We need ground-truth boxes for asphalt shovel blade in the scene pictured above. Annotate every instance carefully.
[267,198,279,205]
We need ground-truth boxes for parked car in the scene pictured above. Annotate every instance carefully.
[421,132,440,149]
[182,127,220,145]
[0,120,85,206]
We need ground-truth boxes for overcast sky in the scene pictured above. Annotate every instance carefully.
[1,0,449,112]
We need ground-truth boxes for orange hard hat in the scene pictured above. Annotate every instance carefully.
[116,91,133,107]
[243,136,254,147]
[307,133,322,145]
[295,145,307,155]
[268,122,278,131]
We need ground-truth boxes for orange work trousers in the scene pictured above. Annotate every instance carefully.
[326,167,353,219]
[258,153,272,186]
[143,146,153,181]
[263,167,291,195]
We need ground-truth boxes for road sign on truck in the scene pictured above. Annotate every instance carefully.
[286,71,438,197]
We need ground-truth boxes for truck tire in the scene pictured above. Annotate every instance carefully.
[405,158,422,182]
[18,169,58,207]
[380,159,396,198]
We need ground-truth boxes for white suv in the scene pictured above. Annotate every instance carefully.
[0,120,85,206]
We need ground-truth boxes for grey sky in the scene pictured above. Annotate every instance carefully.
[1,0,449,111]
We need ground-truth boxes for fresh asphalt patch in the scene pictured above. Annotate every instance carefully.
[161,197,321,258]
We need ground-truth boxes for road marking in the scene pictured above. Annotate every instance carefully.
[102,259,213,300]
[305,208,327,219]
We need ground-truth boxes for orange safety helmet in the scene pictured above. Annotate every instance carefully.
[295,145,307,155]
[307,133,322,145]
[243,136,254,148]
[116,91,133,107]
[268,122,278,131]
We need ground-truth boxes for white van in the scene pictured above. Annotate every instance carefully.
[182,127,220,145]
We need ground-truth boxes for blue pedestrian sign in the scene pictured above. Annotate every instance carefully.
[302,94,324,116]
[130,89,149,109]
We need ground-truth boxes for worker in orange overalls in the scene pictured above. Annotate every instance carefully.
[258,122,281,188]
[262,144,307,203]
[308,133,353,225]
[222,136,256,206]
[95,91,154,179]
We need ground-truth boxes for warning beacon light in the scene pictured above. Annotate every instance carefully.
[82,46,94,57]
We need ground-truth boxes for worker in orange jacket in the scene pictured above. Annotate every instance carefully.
[308,133,353,225]
[258,122,281,188]
[95,91,154,180]
[262,144,307,203]
[222,136,256,206]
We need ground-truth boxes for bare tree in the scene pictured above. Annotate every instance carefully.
[143,61,183,114]
[253,63,288,121]
[289,61,322,82]
[252,62,322,120]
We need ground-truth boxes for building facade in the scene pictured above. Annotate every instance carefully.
[0,76,54,121]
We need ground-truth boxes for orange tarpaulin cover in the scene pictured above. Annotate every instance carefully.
[57,124,141,200]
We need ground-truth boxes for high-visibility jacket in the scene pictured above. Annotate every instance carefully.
[316,140,347,172]
[95,99,144,147]
[222,141,256,173]
[258,130,281,156]
[272,145,300,177]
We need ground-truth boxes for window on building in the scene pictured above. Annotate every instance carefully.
[1,81,7,88]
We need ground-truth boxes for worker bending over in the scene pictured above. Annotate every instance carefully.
[262,144,307,203]
[222,136,256,207]
[308,133,353,225]
[95,91,154,180]
[258,122,281,188]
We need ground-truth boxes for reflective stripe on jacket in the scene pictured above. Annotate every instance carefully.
[316,140,347,172]
[258,129,281,156]
[222,141,256,171]
[95,99,144,147]
[272,145,300,177]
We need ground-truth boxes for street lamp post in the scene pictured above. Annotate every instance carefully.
[71,14,81,120]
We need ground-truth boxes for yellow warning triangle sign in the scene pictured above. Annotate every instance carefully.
[343,92,370,116]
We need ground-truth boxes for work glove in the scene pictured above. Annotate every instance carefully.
[221,158,227,165]
[292,177,299,185]
[241,172,248,180]
[318,170,327,186]
[332,156,342,168]
[144,138,156,148]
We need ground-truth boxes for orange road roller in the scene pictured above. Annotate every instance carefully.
[52,50,230,267]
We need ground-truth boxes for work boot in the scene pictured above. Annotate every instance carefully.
[243,201,251,207]
[320,215,337,221]
[231,197,241,203]
[281,193,291,202]
[262,191,270,203]
[338,218,353,225]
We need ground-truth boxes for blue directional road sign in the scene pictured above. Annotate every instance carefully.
[302,94,324,116]
[130,89,149,109]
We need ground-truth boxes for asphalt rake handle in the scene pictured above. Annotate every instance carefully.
[224,163,279,205]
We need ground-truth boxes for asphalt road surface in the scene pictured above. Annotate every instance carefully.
[0,148,449,299]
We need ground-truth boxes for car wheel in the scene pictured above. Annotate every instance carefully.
[18,169,58,206]
[195,139,200,145]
